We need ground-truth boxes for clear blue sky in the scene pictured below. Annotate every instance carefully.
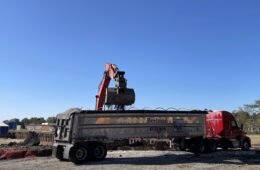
[0,0,259,121]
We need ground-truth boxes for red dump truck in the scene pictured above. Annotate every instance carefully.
[53,109,251,164]
[175,110,251,153]
[206,111,250,150]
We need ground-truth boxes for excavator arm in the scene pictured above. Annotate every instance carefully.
[95,64,120,110]
[95,64,135,110]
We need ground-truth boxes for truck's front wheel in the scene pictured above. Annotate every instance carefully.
[241,140,250,151]
[70,144,89,164]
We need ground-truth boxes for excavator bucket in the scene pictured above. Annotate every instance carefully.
[105,88,135,106]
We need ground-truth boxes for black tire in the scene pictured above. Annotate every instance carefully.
[197,142,206,153]
[90,143,107,161]
[206,140,217,152]
[179,139,186,151]
[69,144,89,164]
[188,145,195,153]
[56,146,64,161]
[189,141,205,153]
[222,143,228,151]
[241,140,250,151]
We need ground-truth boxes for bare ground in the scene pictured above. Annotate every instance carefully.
[0,149,260,170]
[248,135,260,146]
[0,138,24,145]
[1,138,260,170]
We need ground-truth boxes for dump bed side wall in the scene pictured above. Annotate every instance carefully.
[71,112,206,142]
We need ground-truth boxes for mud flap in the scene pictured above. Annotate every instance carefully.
[63,144,73,159]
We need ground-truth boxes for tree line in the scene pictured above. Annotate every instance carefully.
[4,116,56,125]
[233,99,260,134]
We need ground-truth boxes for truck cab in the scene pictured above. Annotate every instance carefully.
[206,111,251,150]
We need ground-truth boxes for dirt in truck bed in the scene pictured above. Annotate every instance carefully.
[1,149,260,170]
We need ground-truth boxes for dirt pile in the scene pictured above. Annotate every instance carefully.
[0,146,52,160]
[0,132,52,160]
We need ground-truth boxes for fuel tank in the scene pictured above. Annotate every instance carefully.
[105,88,135,105]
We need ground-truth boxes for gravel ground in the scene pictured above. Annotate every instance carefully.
[0,149,260,170]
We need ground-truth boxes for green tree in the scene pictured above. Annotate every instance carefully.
[244,99,260,114]
[21,118,30,124]
[233,110,249,126]
[29,117,46,124]
[236,99,260,134]
[46,117,56,124]
[3,120,9,124]
[9,118,20,123]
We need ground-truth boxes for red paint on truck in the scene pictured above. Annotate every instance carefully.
[206,111,251,150]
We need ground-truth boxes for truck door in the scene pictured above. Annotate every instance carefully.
[229,117,243,147]
[223,114,232,138]
[230,118,241,139]
[224,114,240,138]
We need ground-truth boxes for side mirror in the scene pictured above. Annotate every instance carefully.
[240,123,244,130]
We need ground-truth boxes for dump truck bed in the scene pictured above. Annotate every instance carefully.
[55,109,207,143]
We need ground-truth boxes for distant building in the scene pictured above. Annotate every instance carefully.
[0,122,9,136]
[8,122,17,129]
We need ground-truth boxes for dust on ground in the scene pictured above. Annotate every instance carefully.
[0,149,260,170]
[1,137,260,170]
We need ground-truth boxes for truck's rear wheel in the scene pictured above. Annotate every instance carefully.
[90,143,107,161]
[206,140,217,152]
[179,139,186,151]
[189,141,205,153]
[197,142,206,153]
[69,144,89,164]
